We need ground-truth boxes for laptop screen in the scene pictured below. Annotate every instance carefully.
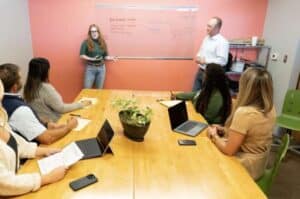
[168,101,188,129]
[96,120,114,152]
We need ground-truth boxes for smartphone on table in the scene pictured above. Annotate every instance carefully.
[69,174,98,191]
[178,139,196,146]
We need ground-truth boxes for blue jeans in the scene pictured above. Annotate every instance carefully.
[84,64,106,89]
[192,68,204,91]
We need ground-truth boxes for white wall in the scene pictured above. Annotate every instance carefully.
[263,0,300,112]
[289,39,300,88]
[0,0,33,83]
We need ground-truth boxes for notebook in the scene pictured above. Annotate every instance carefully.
[158,100,182,107]
[79,97,98,105]
[38,142,84,175]
[168,101,207,137]
[73,118,91,131]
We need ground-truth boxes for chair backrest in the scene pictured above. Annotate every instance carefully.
[256,134,290,195]
[224,52,233,72]
[281,90,300,117]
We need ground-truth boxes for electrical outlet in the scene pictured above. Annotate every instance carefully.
[271,53,279,61]
[283,54,288,63]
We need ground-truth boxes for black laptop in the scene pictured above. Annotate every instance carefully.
[75,120,114,159]
[168,101,208,137]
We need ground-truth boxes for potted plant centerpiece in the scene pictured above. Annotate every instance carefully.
[112,98,152,142]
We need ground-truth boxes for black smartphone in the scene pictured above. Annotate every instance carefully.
[178,139,196,146]
[69,174,98,191]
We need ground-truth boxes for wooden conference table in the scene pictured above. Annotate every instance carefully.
[13,89,266,199]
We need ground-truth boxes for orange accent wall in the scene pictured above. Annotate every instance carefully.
[28,0,268,101]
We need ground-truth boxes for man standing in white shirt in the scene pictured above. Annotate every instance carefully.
[192,17,229,91]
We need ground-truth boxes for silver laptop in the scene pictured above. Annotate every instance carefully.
[168,101,207,137]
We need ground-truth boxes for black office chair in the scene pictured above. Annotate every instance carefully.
[224,53,240,95]
[224,52,233,72]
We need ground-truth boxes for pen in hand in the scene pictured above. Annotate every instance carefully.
[170,91,176,100]
[69,113,81,117]
[69,114,89,120]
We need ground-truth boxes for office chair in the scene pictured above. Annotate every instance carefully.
[225,52,240,95]
[256,134,290,195]
[275,89,300,154]
[224,52,233,72]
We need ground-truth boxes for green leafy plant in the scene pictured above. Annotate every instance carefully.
[112,98,152,127]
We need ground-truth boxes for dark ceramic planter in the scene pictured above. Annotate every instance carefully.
[119,111,150,142]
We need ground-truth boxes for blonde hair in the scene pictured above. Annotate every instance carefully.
[225,67,273,127]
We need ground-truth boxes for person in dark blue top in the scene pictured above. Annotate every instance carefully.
[0,63,78,144]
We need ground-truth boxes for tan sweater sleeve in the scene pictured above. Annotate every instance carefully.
[0,164,41,196]
[12,132,37,158]
[42,83,83,113]
[0,131,41,196]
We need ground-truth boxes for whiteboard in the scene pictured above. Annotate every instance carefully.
[95,1,199,58]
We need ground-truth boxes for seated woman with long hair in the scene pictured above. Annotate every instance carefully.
[207,67,276,180]
[24,58,91,122]
[174,63,232,124]
[0,80,68,196]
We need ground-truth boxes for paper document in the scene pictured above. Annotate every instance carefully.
[73,117,91,131]
[158,100,182,107]
[38,142,84,175]
[79,97,98,105]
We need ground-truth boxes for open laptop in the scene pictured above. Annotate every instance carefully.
[168,101,208,137]
[75,120,114,159]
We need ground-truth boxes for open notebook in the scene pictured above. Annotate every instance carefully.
[79,97,98,105]
[38,142,84,175]
[158,100,182,108]
[73,117,91,131]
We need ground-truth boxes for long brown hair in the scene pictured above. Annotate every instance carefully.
[87,24,107,53]
[195,63,232,124]
[225,67,274,127]
[24,58,50,102]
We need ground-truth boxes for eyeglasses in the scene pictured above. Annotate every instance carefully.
[90,30,98,33]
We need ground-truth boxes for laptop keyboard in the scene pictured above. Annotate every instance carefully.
[79,144,90,155]
[178,121,198,132]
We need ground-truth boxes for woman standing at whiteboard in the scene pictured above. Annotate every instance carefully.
[80,24,115,88]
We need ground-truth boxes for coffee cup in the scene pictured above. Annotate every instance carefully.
[252,36,258,46]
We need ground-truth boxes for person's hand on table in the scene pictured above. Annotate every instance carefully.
[207,126,217,140]
[36,147,61,157]
[211,124,226,137]
[80,100,92,107]
[66,117,78,130]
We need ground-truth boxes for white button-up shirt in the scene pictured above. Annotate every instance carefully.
[4,93,46,141]
[196,34,229,69]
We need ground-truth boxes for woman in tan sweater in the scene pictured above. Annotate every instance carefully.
[207,67,276,180]
[24,57,91,122]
